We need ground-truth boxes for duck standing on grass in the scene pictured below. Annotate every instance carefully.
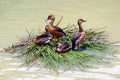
[55,42,71,53]
[34,32,52,45]
[72,18,86,51]
[45,14,66,42]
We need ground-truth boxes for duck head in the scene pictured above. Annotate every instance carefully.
[77,18,86,24]
[55,42,62,48]
[45,14,55,25]
[47,14,55,20]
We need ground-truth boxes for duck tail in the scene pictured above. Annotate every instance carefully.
[72,38,76,51]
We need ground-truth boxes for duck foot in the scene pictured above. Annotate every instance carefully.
[77,46,86,51]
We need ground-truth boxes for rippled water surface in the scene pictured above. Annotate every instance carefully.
[0,52,120,80]
[0,0,120,80]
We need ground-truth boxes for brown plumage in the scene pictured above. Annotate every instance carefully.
[55,42,71,53]
[34,32,52,45]
[45,14,66,42]
[72,18,86,50]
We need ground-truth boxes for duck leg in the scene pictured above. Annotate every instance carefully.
[77,44,86,51]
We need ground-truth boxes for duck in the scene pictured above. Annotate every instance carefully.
[34,32,52,45]
[55,42,71,53]
[45,14,66,42]
[72,18,86,50]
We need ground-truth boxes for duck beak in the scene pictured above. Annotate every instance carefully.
[44,19,48,22]
[83,19,86,22]
[44,19,48,25]
[47,17,49,20]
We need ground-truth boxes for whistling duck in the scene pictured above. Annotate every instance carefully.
[34,32,52,45]
[45,14,66,42]
[55,42,71,53]
[72,18,86,50]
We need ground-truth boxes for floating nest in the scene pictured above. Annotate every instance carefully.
[3,18,114,72]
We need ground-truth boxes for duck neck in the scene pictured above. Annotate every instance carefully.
[49,19,55,26]
[78,23,84,32]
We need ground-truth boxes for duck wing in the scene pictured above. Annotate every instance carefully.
[72,32,81,41]
[54,26,66,36]
[60,42,70,49]
[72,32,81,50]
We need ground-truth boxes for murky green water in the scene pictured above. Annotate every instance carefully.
[0,0,120,80]
[0,52,120,80]
[0,0,120,48]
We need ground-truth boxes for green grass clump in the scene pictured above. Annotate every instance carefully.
[5,24,112,71]
[21,43,96,71]
[82,27,109,51]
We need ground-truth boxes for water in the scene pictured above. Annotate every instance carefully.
[0,0,120,48]
[0,0,120,80]
[0,52,120,80]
